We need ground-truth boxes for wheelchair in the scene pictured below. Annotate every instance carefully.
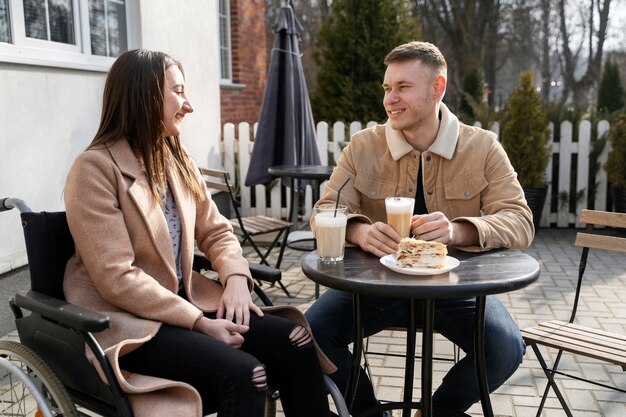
[0,197,348,417]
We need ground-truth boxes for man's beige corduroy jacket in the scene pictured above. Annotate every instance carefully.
[315,103,534,251]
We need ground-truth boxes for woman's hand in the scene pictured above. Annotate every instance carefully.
[193,316,248,348]
[217,275,264,326]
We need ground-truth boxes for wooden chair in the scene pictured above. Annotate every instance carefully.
[200,167,293,296]
[521,209,626,417]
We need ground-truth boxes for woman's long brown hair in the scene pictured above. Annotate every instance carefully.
[89,49,204,203]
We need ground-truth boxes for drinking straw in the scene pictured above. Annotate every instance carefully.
[334,178,350,217]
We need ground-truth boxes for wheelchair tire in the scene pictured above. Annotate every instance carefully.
[324,375,350,417]
[0,340,79,417]
[264,376,348,417]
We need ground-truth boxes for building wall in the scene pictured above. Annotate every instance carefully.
[138,0,222,169]
[0,0,221,272]
[220,0,267,126]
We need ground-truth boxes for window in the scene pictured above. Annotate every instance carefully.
[89,0,126,57]
[0,0,11,43]
[218,0,231,82]
[0,0,128,71]
[23,0,75,44]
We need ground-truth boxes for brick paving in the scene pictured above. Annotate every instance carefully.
[242,228,626,417]
[2,228,625,416]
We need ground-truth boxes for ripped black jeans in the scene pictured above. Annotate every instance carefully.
[119,312,330,417]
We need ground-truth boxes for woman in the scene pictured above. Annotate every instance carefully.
[63,49,334,417]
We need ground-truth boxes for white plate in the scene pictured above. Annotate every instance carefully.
[379,254,460,276]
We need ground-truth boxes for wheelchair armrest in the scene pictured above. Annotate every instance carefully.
[253,283,274,307]
[248,263,281,284]
[193,254,277,306]
[193,253,281,283]
[13,290,110,333]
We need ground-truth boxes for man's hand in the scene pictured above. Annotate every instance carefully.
[411,212,478,246]
[193,316,248,348]
[346,221,400,258]
[411,212,453,243]
[217,275,264,327]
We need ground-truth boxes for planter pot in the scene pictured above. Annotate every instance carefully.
[612,186,626,214]
[524,187,548,231]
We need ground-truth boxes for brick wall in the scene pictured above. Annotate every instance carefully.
[220,0,267,127]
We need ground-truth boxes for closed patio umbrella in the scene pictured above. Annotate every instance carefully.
[245,4,321,189]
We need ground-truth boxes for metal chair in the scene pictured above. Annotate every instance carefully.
[521,209,626,417]
[200,167,293,297]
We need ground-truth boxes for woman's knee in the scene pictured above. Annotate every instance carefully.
[289,325,313,348]
[227,359,268,393]
[251,365,267,391]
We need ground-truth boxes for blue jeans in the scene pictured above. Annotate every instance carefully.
[305,289,525,417]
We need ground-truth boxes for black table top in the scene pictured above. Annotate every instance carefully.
[268,164,335,181]
[302,247,540,299]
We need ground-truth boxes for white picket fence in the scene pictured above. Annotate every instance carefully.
[221,119,612,228]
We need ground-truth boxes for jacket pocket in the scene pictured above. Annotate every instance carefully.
[354,175,397,201]
[443,174,488,218]
[354,175,397,223]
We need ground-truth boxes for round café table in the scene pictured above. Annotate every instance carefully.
[268,164,335,299]
[302,247,540,417]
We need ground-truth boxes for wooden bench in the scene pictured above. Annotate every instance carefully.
[521,209,626,417]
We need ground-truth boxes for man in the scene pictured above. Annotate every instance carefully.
[305,41,534,417]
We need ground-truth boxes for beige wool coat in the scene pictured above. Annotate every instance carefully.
[63,139,335,417]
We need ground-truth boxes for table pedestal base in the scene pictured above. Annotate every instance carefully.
[346,295,494,417]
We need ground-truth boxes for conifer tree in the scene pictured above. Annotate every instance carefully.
[597,59,625,114]
[459,66,485,123]
[500,71,551,188]
[312,0,419,124]
[604,113,626,189]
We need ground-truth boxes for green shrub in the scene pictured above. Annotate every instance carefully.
[597,59,625,114]
[604,113,626,188]
[500,71,551,188]
[312,0,419,124]
[459,66,485,123]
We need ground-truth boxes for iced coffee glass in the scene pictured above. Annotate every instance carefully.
[385,197,415,237]
[314,204,348,262]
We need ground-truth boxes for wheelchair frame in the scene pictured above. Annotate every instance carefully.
[1,197,348,417]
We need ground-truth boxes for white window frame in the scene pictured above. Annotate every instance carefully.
[218,0,232,83]
[0,0,130,72]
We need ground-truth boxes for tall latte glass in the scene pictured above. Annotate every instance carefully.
[385,197,415,237]
[314,204,348,262]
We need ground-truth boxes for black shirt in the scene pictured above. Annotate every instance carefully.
[414,163,427,215]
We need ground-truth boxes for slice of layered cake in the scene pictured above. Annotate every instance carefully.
[396,237,448,269]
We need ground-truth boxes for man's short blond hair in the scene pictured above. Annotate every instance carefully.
[384,41,447,75]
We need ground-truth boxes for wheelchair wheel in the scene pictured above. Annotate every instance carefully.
[265,376,348,417]
[0,341,79,417]
[324,375,349,417]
